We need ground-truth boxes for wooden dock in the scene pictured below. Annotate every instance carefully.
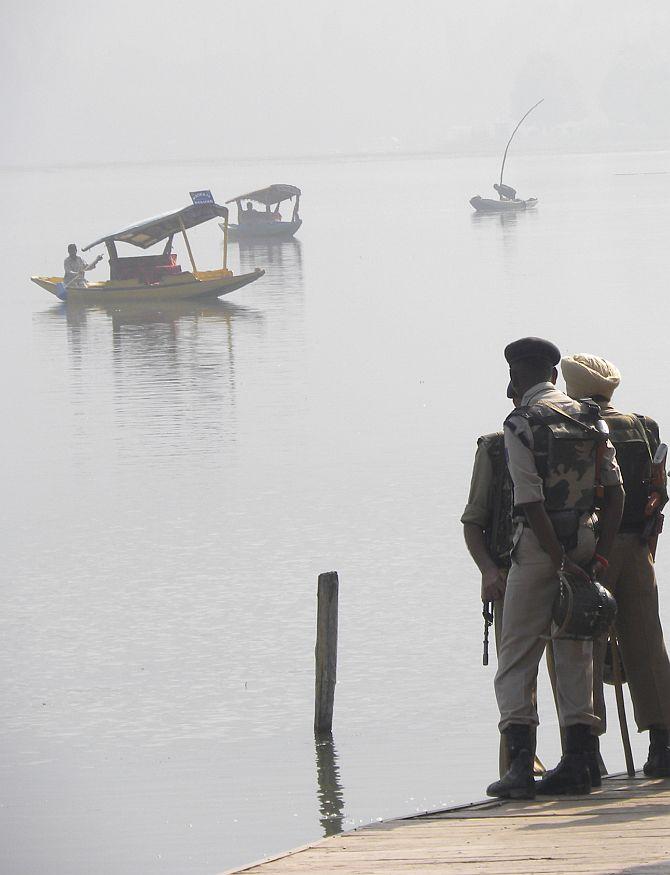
[226,774,670,874]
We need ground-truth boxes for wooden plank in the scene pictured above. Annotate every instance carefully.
[225,774,670,874]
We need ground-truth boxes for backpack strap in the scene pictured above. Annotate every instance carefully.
[631,414,655,461]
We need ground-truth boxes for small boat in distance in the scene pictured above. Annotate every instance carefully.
[470,196,538,213]
[469,99,543,214]
[31,190,264,303]
[223,184,301,240]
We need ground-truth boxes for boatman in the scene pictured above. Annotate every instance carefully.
[462,383,558,779]
[487,337,624,800]
[63,244,101,288]
[562,353,670,777]
[493,183,517,201]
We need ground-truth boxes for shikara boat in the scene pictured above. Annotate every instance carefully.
[222,184,301,240]
[31,191,264,303]
[470,196,538,213]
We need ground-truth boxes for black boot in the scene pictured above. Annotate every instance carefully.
[644,726,670,778]
[586,734,603,789]
[486,724,536,800]
[536,724,592,796]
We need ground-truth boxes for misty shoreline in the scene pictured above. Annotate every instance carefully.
[4,140,670,175]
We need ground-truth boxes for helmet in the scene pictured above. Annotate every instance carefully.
[552,572,617,640]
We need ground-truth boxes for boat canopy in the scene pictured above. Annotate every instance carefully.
[226,184,301,207]
[83,202,229,251]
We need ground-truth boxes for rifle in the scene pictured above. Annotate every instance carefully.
[482,601,494,666]
[642,442,668,559]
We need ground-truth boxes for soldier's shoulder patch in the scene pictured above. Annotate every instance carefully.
[504,408,530,430]
[504,412,532,448]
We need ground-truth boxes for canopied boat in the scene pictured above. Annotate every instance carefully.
[470,196,538,213]
[222,184,301,240]
[31,191,264,302]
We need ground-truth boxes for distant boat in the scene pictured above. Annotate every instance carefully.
[31,191,264,303]
[470,196,538,213]
[223,185,302,240]
[469,99,543,214]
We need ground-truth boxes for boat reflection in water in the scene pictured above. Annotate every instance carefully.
[470,208,535,227]
[33,235,303,457]
[34,236,306,456]
[34,296,265,454]
[236,238,304,297]
[314,731,345,837]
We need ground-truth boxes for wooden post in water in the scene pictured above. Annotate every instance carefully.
[314,572,339,733]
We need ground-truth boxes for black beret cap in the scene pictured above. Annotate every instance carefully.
[504,336,561,366]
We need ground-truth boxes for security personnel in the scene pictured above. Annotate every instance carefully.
[462,385,559,778]
[563,353,670,777]
[487,337,624,800]
[462,386,516,776]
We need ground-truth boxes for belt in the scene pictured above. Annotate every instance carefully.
[516,509,585,549]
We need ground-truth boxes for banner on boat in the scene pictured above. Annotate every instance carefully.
[190,190,215,205]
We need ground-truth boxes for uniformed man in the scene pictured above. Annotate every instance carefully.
[562,353,670,777]
[487,337,624,800]
[462,385,557,778]
[462,384,517,776]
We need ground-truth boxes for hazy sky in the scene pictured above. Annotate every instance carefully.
[4,0,669,166]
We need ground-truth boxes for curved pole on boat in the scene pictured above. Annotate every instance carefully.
[499,98,544,186]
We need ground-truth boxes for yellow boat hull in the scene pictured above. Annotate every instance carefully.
[30,268,264,303]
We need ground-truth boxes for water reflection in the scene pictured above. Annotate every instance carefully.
[314,731,345,837]
[470,210,522,228]
[33,298,265,457]
[237,239,304,294]
[31,237,307,464]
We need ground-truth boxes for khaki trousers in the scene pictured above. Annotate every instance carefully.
[495,525,598,732]
[593,533,670,733]
[494,598,556,775]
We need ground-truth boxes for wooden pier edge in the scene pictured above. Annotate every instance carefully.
[219,795,503,875]
[221,771,670,874]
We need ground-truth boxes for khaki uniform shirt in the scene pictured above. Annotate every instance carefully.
[504,382,621,505]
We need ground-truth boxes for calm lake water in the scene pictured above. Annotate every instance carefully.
[2,150,670,874]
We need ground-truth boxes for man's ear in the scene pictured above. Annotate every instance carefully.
[551,367,558,385]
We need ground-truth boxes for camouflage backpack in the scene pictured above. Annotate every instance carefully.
[601,411,658,531]
[506,398,609,514]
